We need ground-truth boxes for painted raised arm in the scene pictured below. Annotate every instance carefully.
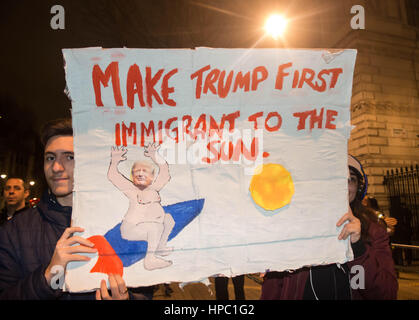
[144,143,170,191]
[107,146,136,195]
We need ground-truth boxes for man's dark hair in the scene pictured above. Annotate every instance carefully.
[3,176,29,192]
[40,118,73,147]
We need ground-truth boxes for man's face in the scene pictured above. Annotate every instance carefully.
[4,178,28,210]
[348,171,359,203]
[44,135,74,206]
[132,164,154,187]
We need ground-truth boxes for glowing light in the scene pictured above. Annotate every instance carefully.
[264,14,288,39]
[29,181,35,186]
[0,174,6,179]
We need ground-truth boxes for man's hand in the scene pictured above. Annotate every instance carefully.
[384,217,397,228]
[44,227,97,287]
[111,146,128,163]
[336,207,362,243]
[96,274,129,300]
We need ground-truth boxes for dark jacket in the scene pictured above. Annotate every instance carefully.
[0,205,29,226]
[0,191,147,300]
[260,221,398,300]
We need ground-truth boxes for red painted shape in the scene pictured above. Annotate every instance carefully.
[88,235,123,277]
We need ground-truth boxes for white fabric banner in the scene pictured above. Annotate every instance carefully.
[62,47,357,292]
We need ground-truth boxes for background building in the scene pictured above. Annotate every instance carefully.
[322,0,419,214]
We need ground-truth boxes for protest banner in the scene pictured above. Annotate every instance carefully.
[62,47,356,292]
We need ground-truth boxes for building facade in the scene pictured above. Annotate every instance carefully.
[318,0,419,213]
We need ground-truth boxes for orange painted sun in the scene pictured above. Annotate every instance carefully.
[249,163,294,211]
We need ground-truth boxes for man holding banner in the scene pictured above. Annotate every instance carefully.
[0,118,147,300]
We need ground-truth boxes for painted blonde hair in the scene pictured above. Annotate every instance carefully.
[130,161,156,180]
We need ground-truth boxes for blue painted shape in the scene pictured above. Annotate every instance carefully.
[104,198,205,267]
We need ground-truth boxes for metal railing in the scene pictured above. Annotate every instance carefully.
[391,243,419,268]
[391,243,419,250]
[384,165,419,260]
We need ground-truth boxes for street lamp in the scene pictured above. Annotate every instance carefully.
[264,14,288,39]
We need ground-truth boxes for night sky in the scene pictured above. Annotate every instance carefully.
[0,0,341,133]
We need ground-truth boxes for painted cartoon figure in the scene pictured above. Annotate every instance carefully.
[108,143,175,270]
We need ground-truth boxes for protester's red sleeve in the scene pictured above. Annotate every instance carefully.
[348,222,398,300]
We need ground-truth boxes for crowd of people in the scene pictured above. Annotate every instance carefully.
[0,117,409,300]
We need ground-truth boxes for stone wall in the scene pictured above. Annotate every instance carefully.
[331,1,419,213]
